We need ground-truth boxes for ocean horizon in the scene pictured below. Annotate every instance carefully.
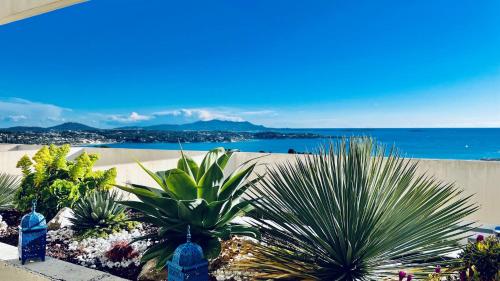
[89,128,500,161]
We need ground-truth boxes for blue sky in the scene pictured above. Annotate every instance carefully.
[1,0,499,128]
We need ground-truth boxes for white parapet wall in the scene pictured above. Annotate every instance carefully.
[230,152,500,226]
[0,144,499,225]
[0,0,87,25]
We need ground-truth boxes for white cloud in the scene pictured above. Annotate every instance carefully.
[240,110,277,116]
[154,110,182,116]
[129,112,151,121]
[0,98,66,127]
[6,115,27,122]
[108,112,153,123]
[153,108,244,122]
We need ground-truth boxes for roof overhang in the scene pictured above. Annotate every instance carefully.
[0,0,87,25]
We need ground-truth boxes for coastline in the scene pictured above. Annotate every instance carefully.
[1,128,499,161]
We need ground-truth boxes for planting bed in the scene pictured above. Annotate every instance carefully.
[0,209,249,281]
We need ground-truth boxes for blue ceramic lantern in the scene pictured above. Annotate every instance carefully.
[167,226,208,281]
[18,200,47,264]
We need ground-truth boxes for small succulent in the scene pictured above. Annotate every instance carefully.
[460,235,500,281]
[70,189,136,238]
[105,240,139,263]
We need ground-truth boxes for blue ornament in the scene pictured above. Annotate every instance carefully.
[167,225,209,281]
[18,200,47,264]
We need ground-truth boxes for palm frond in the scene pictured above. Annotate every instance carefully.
[237,138,477,280]
[0,173,20,210]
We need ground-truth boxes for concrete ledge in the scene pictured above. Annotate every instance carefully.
[0,242,127,281]
[0,261,49,281]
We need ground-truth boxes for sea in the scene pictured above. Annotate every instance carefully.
[93,128,500,161]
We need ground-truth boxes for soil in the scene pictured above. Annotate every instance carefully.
[0,209,22,245]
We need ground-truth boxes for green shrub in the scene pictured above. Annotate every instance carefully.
[15,144,116,220]
[236,138,477,280]
[70,189,136,239]
[117,147,261,268]
[0,172,20,210]
[460,235,500,281]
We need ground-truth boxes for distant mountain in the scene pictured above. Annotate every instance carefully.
[1,120,268,133]
[1,122,98,132]
[48,122,99,131]
[1,126,45,132]
[116,120,268,132]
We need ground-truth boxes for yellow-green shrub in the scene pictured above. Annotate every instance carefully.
[15,144,116,220]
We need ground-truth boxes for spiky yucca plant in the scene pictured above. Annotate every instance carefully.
[117,147,261,268]
[0,173,20,210]
[70,190,134,238]
[237,138,477,280]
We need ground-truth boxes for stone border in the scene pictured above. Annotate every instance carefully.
[0,242,127,281]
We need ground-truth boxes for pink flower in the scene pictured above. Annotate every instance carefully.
[476,234,484,242]
[435,265,441,273]
[398,271,406,281]
[406,274,413,281]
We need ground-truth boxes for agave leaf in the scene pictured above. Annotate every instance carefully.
[155,169,175,185]
[129,216,165,225]
[218,163,255,200]
[196,147,225,181]
[136,162,177,198]
[177,151,199,179]
[198,236,221,260]
[216,151,233,170]
[228,224,260,239]
[114,184,157,198]
[118,201,161,217]
[154,242,179,269]
[129,183,170,198]
[216,200,254,227]
[210,227,232,240]
[141,196,179,218]
[141,241,169,264]
[177,199,208,227]
[202,200,227,228]
[231,175,263,200]
[157,222,186,237]
[165,169,197,200]
[128,234,159,249]
[197,163,223,202]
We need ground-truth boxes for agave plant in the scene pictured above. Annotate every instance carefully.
[117,147,261,267]
[237,138,477,280]
[0,172,20,210]
[70,189,134,238]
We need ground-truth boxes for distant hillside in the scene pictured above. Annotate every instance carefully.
[1,122,98,132]
[1,120,268,132]
[116,120,268,132]
[48,122,99,131]
[1,126,45,132]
